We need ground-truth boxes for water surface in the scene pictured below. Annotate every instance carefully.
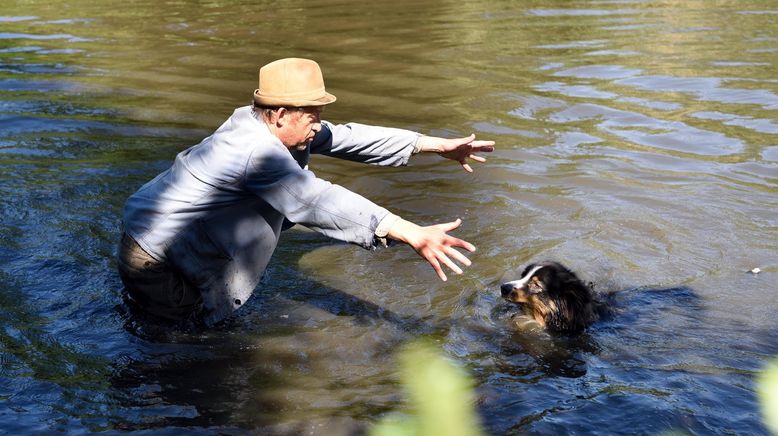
[0,0,776,434]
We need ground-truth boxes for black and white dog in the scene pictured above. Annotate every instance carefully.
[500,261,601,333]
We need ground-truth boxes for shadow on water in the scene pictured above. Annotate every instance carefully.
[105,324,291,432]
[105,230,447,434]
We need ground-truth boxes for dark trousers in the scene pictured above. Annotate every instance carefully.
[117,233,203,323]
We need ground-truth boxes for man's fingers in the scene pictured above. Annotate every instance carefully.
[446,246,472,267]
[471,140,495,150]
[438,252,463,275]
[431,221,476,252]
[415,218,479,281]
[469,154,486,163]
[435,218,462,232]
[449,135,476,149]
[469,140,495,154]
[430,246,472,280]
[452,237,476,252]
[429,257,447,282]
[461,162,474,173]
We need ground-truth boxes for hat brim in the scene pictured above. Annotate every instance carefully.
[253,89,336,107]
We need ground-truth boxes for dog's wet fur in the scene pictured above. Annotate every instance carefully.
[501,261,604,334]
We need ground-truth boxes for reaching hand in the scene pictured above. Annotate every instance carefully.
[417,134,495,173]
[387,217,476,281]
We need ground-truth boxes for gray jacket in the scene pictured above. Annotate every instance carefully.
[123,105,419,324]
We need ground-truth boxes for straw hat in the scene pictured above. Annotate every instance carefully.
[253,58,337,107]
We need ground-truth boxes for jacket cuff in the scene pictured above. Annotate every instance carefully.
[375,213,400,237]
[411,134,424,154]
[374,213,401,248]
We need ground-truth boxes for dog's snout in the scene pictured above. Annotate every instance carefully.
[500,283,514,297]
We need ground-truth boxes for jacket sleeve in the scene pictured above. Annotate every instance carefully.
[308,120,420,166]
[244,143,390,249]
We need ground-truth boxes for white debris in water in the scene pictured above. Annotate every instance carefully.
[750,268,761,274]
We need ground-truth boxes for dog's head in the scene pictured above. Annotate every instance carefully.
[500,261,595,333]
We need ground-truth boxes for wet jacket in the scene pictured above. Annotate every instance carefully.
[122,105,419,324]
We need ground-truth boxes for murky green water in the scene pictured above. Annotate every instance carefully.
[1,0,776,434]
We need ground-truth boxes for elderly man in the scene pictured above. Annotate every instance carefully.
[118,57,494,327]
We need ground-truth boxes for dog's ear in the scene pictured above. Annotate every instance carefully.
[528,276,544,294]
[564,279,592,305]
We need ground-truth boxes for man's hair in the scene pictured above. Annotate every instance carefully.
[252,103,306,121]
[252,103,281,120]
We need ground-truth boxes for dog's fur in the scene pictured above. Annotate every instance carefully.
[500,261,599,333]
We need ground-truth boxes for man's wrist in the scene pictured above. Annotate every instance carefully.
[413,135,446,154]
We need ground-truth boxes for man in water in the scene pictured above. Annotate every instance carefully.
[118,57,494,327]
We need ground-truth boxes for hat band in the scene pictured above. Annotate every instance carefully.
[253,89,336,107]
[258,87,327,101]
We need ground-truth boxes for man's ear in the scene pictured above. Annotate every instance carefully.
[274,107,289,127]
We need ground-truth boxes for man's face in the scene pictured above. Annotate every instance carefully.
[278,106,323,151]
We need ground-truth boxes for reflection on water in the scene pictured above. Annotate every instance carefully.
[1,0,776,434]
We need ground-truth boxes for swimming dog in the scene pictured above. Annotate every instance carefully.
[500,261,599,333]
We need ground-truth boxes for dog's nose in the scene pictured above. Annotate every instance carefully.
[500,283,513,298]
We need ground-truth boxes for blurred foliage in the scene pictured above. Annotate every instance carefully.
[370,341,484,436]
[759,358,778,435]
[369,345,778,436]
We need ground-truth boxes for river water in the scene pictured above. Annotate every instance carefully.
[1,0,776,434]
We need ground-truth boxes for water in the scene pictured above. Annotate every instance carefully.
[1,0,776,434]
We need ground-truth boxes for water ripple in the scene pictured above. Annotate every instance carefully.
[0,1,776,434]
[527,8,645,17]
[616,75,778,110]
[548,103,744,156]
[0,32,93,43]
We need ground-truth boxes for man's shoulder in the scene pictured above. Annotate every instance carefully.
[215,106,275,143]
[224,105,259,130]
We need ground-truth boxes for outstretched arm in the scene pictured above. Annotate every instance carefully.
[385,217,475,281]
[415,134,495,173]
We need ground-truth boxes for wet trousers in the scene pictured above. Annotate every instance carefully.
[117,233,203,323]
